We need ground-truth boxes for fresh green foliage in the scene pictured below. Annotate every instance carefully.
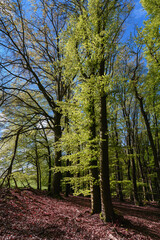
[0,0,159,222]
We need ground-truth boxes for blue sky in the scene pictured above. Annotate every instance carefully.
[123,0,147,39]
[130,0,147,27]
[127,0,147,27]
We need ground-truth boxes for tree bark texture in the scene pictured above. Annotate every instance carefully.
[51,111,62,196]
[99,94,115,222]
[88,97,101,214]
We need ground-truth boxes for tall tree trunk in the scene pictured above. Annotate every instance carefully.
[51,111,62,196]
[100,94,115,222]
[88,97,101,214]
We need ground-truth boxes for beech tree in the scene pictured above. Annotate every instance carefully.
[0,0,70,196]
[62,0,132,221]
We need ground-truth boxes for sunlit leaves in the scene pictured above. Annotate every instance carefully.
[140,0,160,68]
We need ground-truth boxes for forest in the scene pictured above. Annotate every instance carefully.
[0,0,160,239]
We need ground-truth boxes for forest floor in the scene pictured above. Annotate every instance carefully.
[0,188,160,240]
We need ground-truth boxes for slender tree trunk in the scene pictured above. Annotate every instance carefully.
[124,110,139,204]
[122,107,134,201]
[35,139,40,190]
[45,135,52,193]
[155,113,160,168]
[128,131,139,205]
[131,151,139,205]
[64,112,71,197]
[115,155,123,201]
[65,159,71,197]
[13,177,18,188]
[40,124,52,193]
[146,146,155,201]
[114,118,123,201]
[51,111,62,196]
[75,151,80,193]
[100,94,115,222]
[137,154,147,201]
[142,153,150,201]
[149,177,155,201]
[127,158,131,182]
[39,164,42,190]
[127,158,133,201]
[48,148,52,192]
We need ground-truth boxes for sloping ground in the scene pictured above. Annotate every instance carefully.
[0,189,159,240]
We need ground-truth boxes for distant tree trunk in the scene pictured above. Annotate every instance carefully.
[51,111,62,196]
[137,154,147,201]
[35,137,41,190]
[100,93,115,222]
[148,177,155,201]
[43,134,52,192]
[13,177,18,188]
[75,147,81,193]
[114,116,123,201]
[131,150,139,205]
[65,159,71,197]
[127,158,131,182]
[128,130,139,205]
[122,104,135,202]
[40,123,53,193]
[127,158,133,201]
[0,127,22,188]
[39,165,42,190]
[64,113,71,197]
[48,148,52,193]
[146,146,155,201]
[154,112,160,171]
[123,106,139,204]
[116,159,123,201]
[134,86,160,192]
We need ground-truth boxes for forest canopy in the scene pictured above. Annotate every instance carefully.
[0,0,159,222]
